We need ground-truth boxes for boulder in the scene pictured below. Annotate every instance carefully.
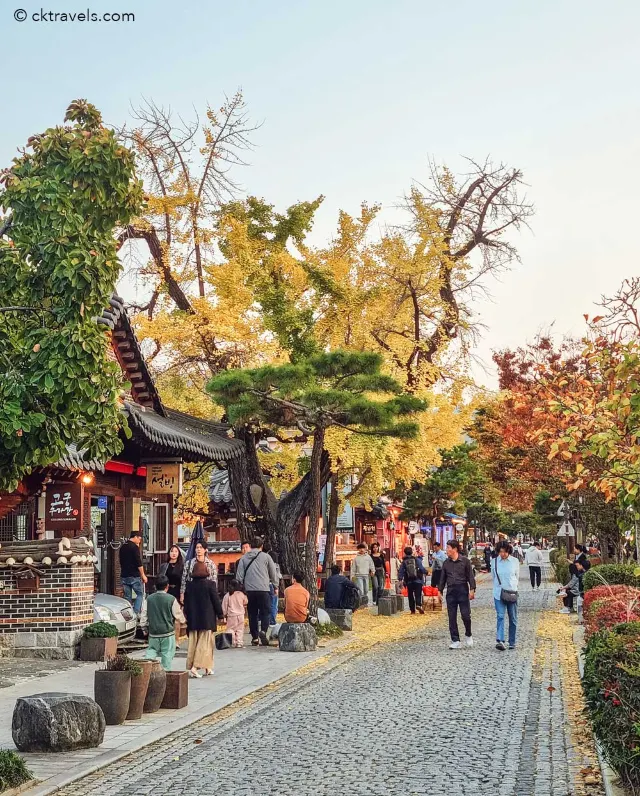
[378,596,395,617]
[12,692,105,752]
[278,623,317,652]
[326,608,353,631]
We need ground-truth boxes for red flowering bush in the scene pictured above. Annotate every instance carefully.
[583,585,640,618]
[584,599,640,639]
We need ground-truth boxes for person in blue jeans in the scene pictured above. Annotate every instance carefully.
[119,530,147,615]
[492,540,520,651]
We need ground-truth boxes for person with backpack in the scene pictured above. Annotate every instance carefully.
[236,536,278,646]
[324,564,352,609]
[398,546,427,614]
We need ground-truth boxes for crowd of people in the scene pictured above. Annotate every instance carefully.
[121,524,594,676]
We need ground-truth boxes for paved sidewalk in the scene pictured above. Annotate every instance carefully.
[49,566,605,796]
[0,634,326,794]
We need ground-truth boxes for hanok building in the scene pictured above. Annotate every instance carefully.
[0,296,244,640]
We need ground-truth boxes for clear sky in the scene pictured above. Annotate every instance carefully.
[2,0,639,386]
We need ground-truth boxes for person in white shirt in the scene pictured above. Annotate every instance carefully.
[352,543,376,602]
[525,541,544,589]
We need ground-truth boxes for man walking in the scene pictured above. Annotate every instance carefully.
[236,536,278,646]
[119,530,147,615]
[352,543,376,603]
[399,546,427,614]
[145,575,186,670]
[439,539,476,649]
[430,541,447,589]
[525,541,544,589]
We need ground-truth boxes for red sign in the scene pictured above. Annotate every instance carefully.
[45,482,83,533]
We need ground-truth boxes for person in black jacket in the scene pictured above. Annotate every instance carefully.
[398,546,427,614]
[184,561,224,678]
[439,539,476,649]
[324,565,352,609]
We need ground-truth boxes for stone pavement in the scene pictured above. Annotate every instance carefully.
[49,566,604,796]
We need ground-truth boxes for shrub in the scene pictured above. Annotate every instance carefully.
[104,654,142,675]
[552,554,570,587]
[583,564,639,592]
[584,599,640,639]
[83,621,118,639]
[583,621,640,791]
[315,622,344,639]
[583,585,640,617]
[0,750,32,792]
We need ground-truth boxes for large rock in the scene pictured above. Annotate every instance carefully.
[12,692,105,752]
[326,609,353,631]
[278,623,317,652]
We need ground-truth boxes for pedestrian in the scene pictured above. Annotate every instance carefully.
[430,541,447,588]
[144,575,186,670]
[352,542,376,603]
[370,542,386,605]
[512,541,523,563]
[398,546,427,614]
[324,564,354,609]
[525,541,544,589]
[557,562,582,614]
[160,544,184,600]
[222,580,248,648]
[483,544,493,572]
[180,541,217,604]
[438,539,476,649]
[119,530,147,615]
[184,560,224,677]
[236,536,278,646]
[492,541,520,651]
[263,543,282,626]
[284,569,311,623]
[574,544,591,572]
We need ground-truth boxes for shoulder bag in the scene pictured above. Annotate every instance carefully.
[495,560,518,603]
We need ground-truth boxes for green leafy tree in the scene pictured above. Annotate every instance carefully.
[466,502,504,541]
[0,100,143,489]
[208,350,425,606]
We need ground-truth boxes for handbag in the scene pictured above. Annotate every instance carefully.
[215,632,233,650]
[495,562,518,603]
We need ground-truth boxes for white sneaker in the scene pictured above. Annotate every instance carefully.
[559,608,571,614]
[465,636,474,647]
[449,641,461,649]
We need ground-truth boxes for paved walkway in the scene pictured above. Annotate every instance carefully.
[48,567,604,796]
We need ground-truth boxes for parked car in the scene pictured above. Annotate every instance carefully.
[93,593,137,643]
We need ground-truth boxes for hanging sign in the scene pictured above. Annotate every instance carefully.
[46,482,83,533]
[146,463,183,495]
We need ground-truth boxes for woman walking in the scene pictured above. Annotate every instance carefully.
[180,541,217,604]
[222,580,248,647]
[370,542,386,605]
[160,544,184,600]
[184,560,224,678]
[492,540,520,651]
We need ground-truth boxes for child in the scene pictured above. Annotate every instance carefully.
[222,580,248,648]
[557,562,583,614]
[145,574,186,671]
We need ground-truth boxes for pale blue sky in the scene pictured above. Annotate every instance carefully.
[2,0,639,385]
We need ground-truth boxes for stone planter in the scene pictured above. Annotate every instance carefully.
[143,661,166,713]
[126,660,152,720]
[80,635,118,662]
[94,670,131,725]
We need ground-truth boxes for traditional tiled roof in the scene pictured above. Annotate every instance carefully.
[96,295,165,415]
[209,467,233,505]
[55,443,105,473]
[125,403,244,462]
[0,537,98,567]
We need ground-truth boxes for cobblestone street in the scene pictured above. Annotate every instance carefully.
[57,569,604,796]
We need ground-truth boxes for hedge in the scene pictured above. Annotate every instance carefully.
[583,563,640,592]
[584,598,640,639]
[583,621,640,792]
[0,750,32,793]
[583,585,640,617]
[551,554,570,587]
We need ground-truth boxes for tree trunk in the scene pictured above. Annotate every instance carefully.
[304,427,325,615]
[323,474,339,572]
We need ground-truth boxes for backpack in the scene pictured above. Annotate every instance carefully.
[403,556,418,581]
[341,580,361,611]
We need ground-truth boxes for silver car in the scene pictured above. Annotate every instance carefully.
[93,593,138,642]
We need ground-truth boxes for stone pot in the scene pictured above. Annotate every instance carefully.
[80,635,118,662]
[126,660,152,720]
[94,670,131,725]
[143,661,166,714]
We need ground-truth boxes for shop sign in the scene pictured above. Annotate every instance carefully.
[46,482,83,532]
[408,521,419,534]
[146,463,183,495]
[336,500,353,530]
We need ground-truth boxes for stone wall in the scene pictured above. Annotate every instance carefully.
[0,558,94,660]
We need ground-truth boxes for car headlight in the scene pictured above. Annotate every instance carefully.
[95,606,112,622]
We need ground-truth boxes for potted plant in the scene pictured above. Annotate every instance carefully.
[94,655,140,725]
[80,621,119,661]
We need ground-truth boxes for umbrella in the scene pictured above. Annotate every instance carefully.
[186,519,205,562]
